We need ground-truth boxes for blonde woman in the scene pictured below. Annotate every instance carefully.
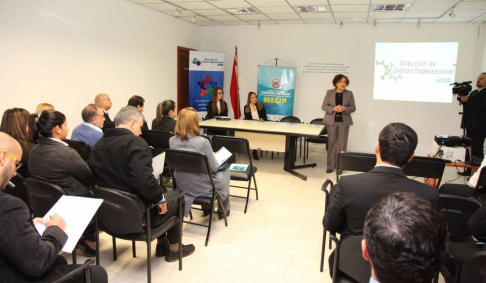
[35,103,54,115]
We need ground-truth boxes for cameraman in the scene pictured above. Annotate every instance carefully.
[460,72,486,175]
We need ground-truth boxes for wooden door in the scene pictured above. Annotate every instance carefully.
[177,46,196,110]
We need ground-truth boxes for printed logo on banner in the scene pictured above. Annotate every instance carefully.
[197,74,219,97]
[271,78,281,89]
[192,58,202,66]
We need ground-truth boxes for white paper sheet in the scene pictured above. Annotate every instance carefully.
[35,196,103,253]
[152,152,166,177]
[215,147,232,166]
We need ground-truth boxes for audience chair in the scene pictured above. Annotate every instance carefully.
[455,251,486,283]
[437,194,481,240]
[336,152,376,181]
[304,118,327,164]
[53,258,95,283]
[320,179,333,272]
[212,136,258,214]
[280,116,303,160]
[165,149,228,246]
[3,172,29,207]
[403,156,446,188]
[439,167,486,201]
[93,187,184,283]
[141,130,174,190]
[329,233,370,283]
[64,139,91,161]
[25,178,79,264]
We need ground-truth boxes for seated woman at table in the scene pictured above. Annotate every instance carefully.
[205,87,228,119]
[169,107,230,219]
[152,100,177,133]
[243,91,267,160]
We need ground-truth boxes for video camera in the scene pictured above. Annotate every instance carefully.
[451,81,472,97]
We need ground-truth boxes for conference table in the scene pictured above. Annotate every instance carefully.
[199,119,324,180]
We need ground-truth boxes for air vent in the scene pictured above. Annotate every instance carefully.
[227,7,258,15]
[374,4,411,11]
[297,5,328,13]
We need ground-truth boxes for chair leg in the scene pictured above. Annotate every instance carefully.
[320,228,327,272]
[253,174,259,201]
[299,137,302,157]
[244,180,251,214]
[72,249,77,264]
[146,237,151,283]
[205,207,213,246]
[189,210,193,220]
[132,241,136,258]
[112,237,117,261]
[303,141,306,164]
[95,215,100,265]
[218,197,228,227]
[271,151,274,159]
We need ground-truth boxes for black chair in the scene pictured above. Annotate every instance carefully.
[25,178,78,264]
[320,179,333,272]
[439,167,486,201]
[403,156,446,188]
[53,258,95,283]
[165,149,228,246]
[212,136,258,214]
[141,130,173,157]
[304,118,327,164]
[336,152,376,181]
[280,116,303,160]
[64,139,91,161]
[456,251,486,283]
[329,233,370,283]
[3,173,29,206]
[437,194,481,240]
[93,187,184,283]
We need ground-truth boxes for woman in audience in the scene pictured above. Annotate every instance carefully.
[35,103,54,115]
[243,91,267,160]
[29,110,96,256]
[205,87,228,119]
[169,108,230,218]
[152,100,177,133]
[0,108,37,178]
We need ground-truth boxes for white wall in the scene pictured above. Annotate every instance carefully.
[0,0,201,134]
[201,23,485,156]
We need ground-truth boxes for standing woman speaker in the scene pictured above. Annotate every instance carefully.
[322,74,356,173]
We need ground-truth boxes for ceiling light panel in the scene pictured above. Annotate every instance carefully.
[227,7,259,14]
[373,4,411,11]
[297,5,327,13]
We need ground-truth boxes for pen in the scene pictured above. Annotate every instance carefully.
[8,181,15,188]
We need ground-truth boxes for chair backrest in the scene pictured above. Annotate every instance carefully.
[64,139,91,160]
[460,251,486,283]
[309,118,327,136]
[336,152,376,181]
[474,166,486,189]
[25,178,66,217]
[141,130,173,157]
[280,116,301,123]
[93,187,146,235]
[438,194,482,240]
[338,235,371,283]
[3,173,29,205]
[403,156,446,187]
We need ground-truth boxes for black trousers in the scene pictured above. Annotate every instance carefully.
[467,130,486,159]
[150,194,183,244]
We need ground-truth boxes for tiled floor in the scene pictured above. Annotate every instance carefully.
[66,147,466,282]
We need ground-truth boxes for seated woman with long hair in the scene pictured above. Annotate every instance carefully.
[0,108,37,178]
[169,108,230,218]
[29,110,96,256]
[152,100,177,133]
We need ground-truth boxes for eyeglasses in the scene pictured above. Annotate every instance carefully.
[0,149,22,170]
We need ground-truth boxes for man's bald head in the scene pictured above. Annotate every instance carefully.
[0,132,22,189]
[95,94,112,111]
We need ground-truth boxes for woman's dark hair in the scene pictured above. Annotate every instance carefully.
[0,108,33,148]
[28,114,39,142]
[155,100,176,125]
[332,74,349,88]
[244,92,263,113]
[36,110,66,138]
[211,87,226,115]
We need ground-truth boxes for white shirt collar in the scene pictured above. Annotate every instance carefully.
[83,122,103,132]
[103,109,108,114]
[478,87,485,92]
[48,138,68,146]
[375,164,401,169]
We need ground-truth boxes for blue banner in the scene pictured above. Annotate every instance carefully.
[257,66,296,120]
[189,51,225,113]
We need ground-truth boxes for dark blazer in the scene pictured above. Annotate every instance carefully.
[102,111,115,131]
[321,89,356,127]
[89,128,163,204]
[243,104,268,121]
[28,138,94,196]
[465,89,486,133]
[152,117,176,133]
[206,101,228,119]
[324,166,438,237]
[0,192,67,280]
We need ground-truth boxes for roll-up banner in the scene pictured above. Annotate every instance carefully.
[257,66,296,121]
[189,51,225,117]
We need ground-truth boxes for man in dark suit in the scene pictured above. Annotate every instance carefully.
[95,93,115,131]
[460,72,486,175]
[127,95,149,131]
[0,132,107,282]
[323,123,439,275]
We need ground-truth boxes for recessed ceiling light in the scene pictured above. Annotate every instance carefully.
[227,7,258,15]
[297,5,327,13]
[374,4,411,12]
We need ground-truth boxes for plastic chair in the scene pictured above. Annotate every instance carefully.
[437,194,481,240]
[212,135,258,214]
[141,130,173,157]
[320,179,333,272]
[403,156,446,188]
[304,118,327,164]
[165,149,228,246]
[329,233,370,283]
[280,116,303,160]
[336,152,376,181]
[64,139,91,161]
[93,187,184,283]
[3,172,29,206]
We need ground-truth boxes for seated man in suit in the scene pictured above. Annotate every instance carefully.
[127,95,149,131]
[324,122,439,274]
[95,93,115,131]
[362,192,447,283]
[71,104,105,148]
[0,132,107,282]
[89,106,194,262]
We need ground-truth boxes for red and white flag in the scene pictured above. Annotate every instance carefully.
[230,47,241,119]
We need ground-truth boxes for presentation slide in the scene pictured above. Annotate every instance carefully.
[374,42,458,103]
